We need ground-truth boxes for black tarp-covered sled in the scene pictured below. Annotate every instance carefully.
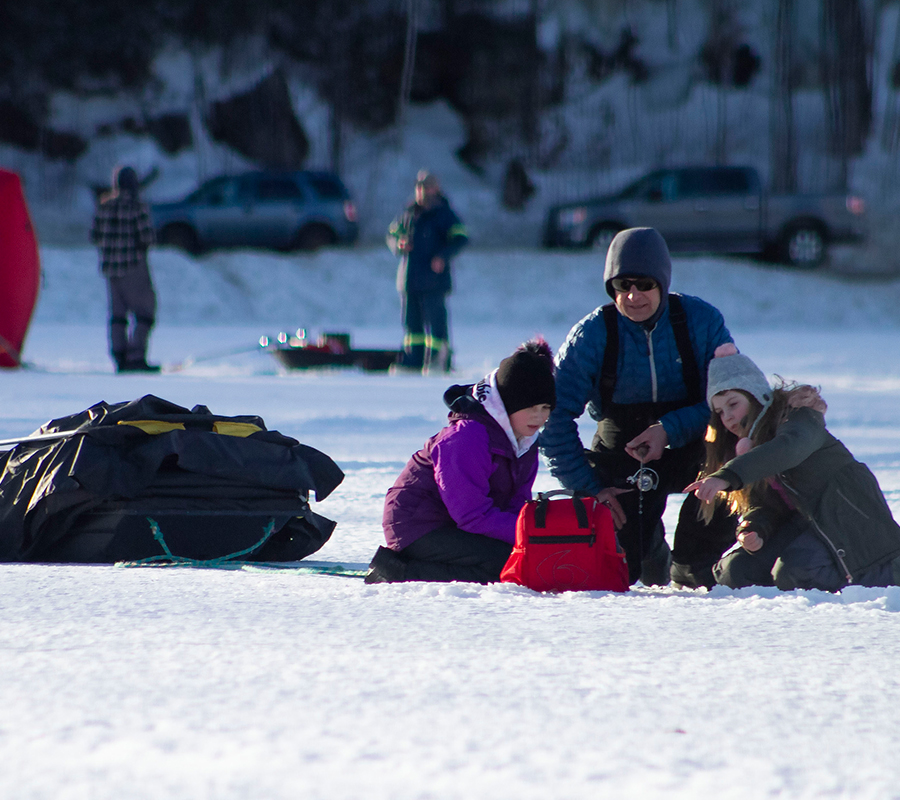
[0,395,344,564]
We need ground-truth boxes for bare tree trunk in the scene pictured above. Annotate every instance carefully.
[770,0,797,193]
[667,0,679,51]
[821,0,872,191]
[329,105,343,176]
[521,0,541,156]
[396,0,420,147]
[325,6,358,176]
[707,0,734,165]
[879,6,900,153]
[191,51,209,183]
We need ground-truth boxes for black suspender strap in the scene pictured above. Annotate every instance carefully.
[667,294,703,405]
[598,294,703,408]
[600,303,619,407]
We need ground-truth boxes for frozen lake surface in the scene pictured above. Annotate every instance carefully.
[1,245,899,799]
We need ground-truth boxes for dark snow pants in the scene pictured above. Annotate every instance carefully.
[713,512,898,591]
[588,440,737,587]
[106,263,157,366]
[398,526,512,583]
[399,290,450,371]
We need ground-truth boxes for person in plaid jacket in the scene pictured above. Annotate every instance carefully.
[90,165,158,372]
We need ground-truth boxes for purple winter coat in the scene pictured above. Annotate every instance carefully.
[382,385,539,551]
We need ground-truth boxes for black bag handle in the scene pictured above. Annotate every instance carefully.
[534,490,590,529]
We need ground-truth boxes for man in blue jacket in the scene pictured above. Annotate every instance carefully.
[541,227,736,587]
[387,171,468,373]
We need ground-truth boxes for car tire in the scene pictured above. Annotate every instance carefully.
[294,224,336,252]
[782,225,826,268]
[589,225,622,255]
[159,224,201,255]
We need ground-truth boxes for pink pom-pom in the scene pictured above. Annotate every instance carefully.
[736,437,753,455]
[518,337,555,371]
[714,343,739,358]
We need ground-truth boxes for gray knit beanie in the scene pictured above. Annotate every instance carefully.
[706,352,773,444]
[604,227,672,299]
[706,352,771,407]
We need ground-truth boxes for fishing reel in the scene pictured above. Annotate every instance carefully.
[626,465,659,493]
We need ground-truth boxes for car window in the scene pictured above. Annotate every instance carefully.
[677,169,751,197]
[623,172,676,202]
[617,172,669,202]
[659,173,678,201]
[306,175,347,200]
[254,177,303,202]
[190,177,240,206]
[619,173,658,200]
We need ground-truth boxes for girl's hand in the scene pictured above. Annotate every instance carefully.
[737,530,763,552]
[683,476,730,503]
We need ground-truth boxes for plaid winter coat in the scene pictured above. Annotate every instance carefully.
[90,195,155,277]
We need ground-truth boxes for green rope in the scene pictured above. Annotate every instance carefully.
[117,516,278,569]
[115,517,368,577]
[241,563,368,578]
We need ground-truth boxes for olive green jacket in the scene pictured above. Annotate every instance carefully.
[712,406,900,583]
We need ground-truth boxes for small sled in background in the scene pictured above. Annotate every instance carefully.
[263,329,400,372]
[501,490,630,593]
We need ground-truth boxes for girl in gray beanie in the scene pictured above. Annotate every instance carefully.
[685,343,900,592]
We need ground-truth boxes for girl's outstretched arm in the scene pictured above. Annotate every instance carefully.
[684,476,730,503]
[713,406,829,488]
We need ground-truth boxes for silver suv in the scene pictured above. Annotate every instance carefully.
[151,170,358,254]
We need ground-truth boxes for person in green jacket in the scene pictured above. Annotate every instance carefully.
[685,344,900,591]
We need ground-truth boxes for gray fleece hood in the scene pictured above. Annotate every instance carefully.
[603,227,672,325]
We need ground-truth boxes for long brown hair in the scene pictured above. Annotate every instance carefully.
[698,380,826,522]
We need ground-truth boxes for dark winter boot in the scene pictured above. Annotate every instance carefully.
[364,546,408,584]
[639,524,672,586]
[121,357,161,373]
[112,352,128,373]
[670,558,718,590]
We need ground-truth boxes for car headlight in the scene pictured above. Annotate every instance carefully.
[557,207,588,228]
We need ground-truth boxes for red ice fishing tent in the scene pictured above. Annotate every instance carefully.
[0,169,41,368]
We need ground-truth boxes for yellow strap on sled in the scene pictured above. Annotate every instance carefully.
[117,420,262,437]
[118,420,186,434]
[212,421,262,437]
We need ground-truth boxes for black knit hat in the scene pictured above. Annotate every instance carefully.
[496,338,556,416]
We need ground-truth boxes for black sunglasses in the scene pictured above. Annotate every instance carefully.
[611,277,658,293]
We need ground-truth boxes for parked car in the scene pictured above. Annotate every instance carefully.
[542,165,866,267]
[151,170,358,253]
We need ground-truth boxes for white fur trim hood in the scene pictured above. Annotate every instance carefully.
[473,369,540,458]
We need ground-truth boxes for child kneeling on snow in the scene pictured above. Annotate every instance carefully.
[365,339,556,584]
[685,344,900,591]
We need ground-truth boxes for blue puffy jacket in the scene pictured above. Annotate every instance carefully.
[541,293,732,494]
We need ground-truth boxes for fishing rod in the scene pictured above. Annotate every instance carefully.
[164,341,265,372]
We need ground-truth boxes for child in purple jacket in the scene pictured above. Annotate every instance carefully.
[365,339,556,584]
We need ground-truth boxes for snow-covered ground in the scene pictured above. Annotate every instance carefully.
[3,243,900,799]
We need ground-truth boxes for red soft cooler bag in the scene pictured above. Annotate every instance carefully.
[500,490,629,592]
